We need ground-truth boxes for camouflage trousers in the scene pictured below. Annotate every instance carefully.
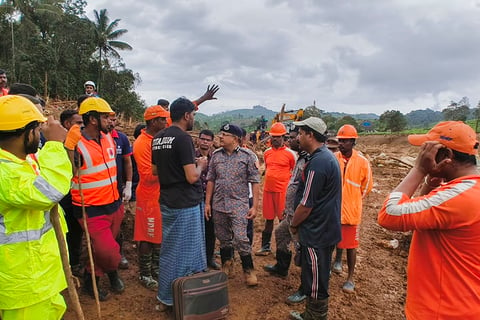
[275,213,295,253]
[212,210,251,255]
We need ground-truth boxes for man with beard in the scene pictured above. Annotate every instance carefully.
[133,106,170,289]
[264,128,309,299]
[195,129,221,270]
[331,125,373,293]
[0,69,8,96]
[289,117,341,320]
[108,113,133,270]
[378,121,480,319]
[256,122,297,255]
[0,95,72,319]
[66,97,125,301]
[152,97,208,311]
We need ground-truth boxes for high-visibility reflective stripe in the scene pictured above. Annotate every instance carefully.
[346,179,361,188]
[71,175,117,190]
[80,159,116,175]
[34,176,64,202]
[77,141,93,168]
[0,211,52,244]
[0,159,13,163]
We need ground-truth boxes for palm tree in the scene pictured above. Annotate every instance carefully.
[92,8,132,91]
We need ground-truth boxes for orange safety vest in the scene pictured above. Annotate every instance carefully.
[71,132,119,206]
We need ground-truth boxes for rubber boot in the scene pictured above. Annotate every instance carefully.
[255,231,272,256]
[83,271,109,301]
[151,247,161,280]
[290,297,328,320]
[107,270,125,294]
[139,253,158,290]
[264,250,292,277]
[240,254,258,286]
[220,247,234,278]
[117,232,129,269]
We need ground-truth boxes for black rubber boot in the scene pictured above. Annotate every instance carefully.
[107,270,125,294]
[291,297,328,320]
[255,231,272,256]
[139,253,157,290]
[83,271,109,301]
[264,250,292,277]
[151,247,161,280]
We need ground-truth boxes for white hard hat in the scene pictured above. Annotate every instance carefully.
[84,80,96,88]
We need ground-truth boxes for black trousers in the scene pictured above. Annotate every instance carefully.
[300,244,335,300]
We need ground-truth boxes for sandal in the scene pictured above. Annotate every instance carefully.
[342,281,355,293]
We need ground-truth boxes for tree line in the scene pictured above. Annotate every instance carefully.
[0,0,145,119]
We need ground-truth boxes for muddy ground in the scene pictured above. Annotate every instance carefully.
[63,134,418,320]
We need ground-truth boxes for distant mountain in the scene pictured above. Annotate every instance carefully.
[328,112,379,120]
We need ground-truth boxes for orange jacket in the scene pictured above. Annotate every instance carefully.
[0,88,7,96]
[263,146,296,192]
[378,176,480,319]
[335,149,372,225]
[71,133,119,206]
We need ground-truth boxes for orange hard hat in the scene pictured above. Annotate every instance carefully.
[336,124,358,139]
[270,122,287,136]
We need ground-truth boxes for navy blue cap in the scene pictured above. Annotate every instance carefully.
[220,123,242,138]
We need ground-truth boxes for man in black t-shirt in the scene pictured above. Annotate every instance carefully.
[289,117,342,320]
[151,97,208,310]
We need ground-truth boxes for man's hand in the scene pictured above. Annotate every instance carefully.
[205,203,212,221]
[201,84,219,101]
[122,181,132,202]
[64,124,82,150]
[42,116,67,143]
[246,207,256,220]
[414,141,448,175]
[196,156,208,171]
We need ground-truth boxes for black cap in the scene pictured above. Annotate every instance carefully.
[220,123,243,138]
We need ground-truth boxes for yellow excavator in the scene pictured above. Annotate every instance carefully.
[271,104,304,132]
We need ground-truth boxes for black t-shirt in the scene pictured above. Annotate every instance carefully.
[295,145,342,248]
[152,126,202,208]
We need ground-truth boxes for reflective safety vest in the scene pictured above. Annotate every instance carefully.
[0,141,72,309]
[71,132,119,206]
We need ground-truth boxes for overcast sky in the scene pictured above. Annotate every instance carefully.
[86,0,480,116]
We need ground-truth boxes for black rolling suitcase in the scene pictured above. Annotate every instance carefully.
[172,270,229,320]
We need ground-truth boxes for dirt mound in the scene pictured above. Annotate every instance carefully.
[61,132,414,319]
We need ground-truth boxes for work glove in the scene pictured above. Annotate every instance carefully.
[64,124,82,150]
[123,181,132,202]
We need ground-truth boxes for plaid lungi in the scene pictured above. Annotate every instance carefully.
[156,204,206,305]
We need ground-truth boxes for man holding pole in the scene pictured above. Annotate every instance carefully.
[67,97,125,301]
[0,95,72,319]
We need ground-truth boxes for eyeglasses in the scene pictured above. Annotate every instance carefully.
[220,132,235,137]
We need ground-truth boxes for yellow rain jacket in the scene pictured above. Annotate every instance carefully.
[0,141,72,310]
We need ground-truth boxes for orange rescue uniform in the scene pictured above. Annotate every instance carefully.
[378,175,480,319]
[335,149,373,225]
[263,146,296,219]
[133,129,162,243]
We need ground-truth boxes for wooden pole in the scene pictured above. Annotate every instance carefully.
[77,168,103,319]
[50,204,85,320]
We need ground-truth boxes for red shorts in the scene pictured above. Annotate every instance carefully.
[134,198,162,244]
[337,224,359,249]
[262,191,286,220]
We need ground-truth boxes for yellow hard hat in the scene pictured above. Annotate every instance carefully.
[78,97,113,115]
[0,95,47,131]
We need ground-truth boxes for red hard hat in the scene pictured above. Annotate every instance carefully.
[270,122,287,136]
[336,124,358,139]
